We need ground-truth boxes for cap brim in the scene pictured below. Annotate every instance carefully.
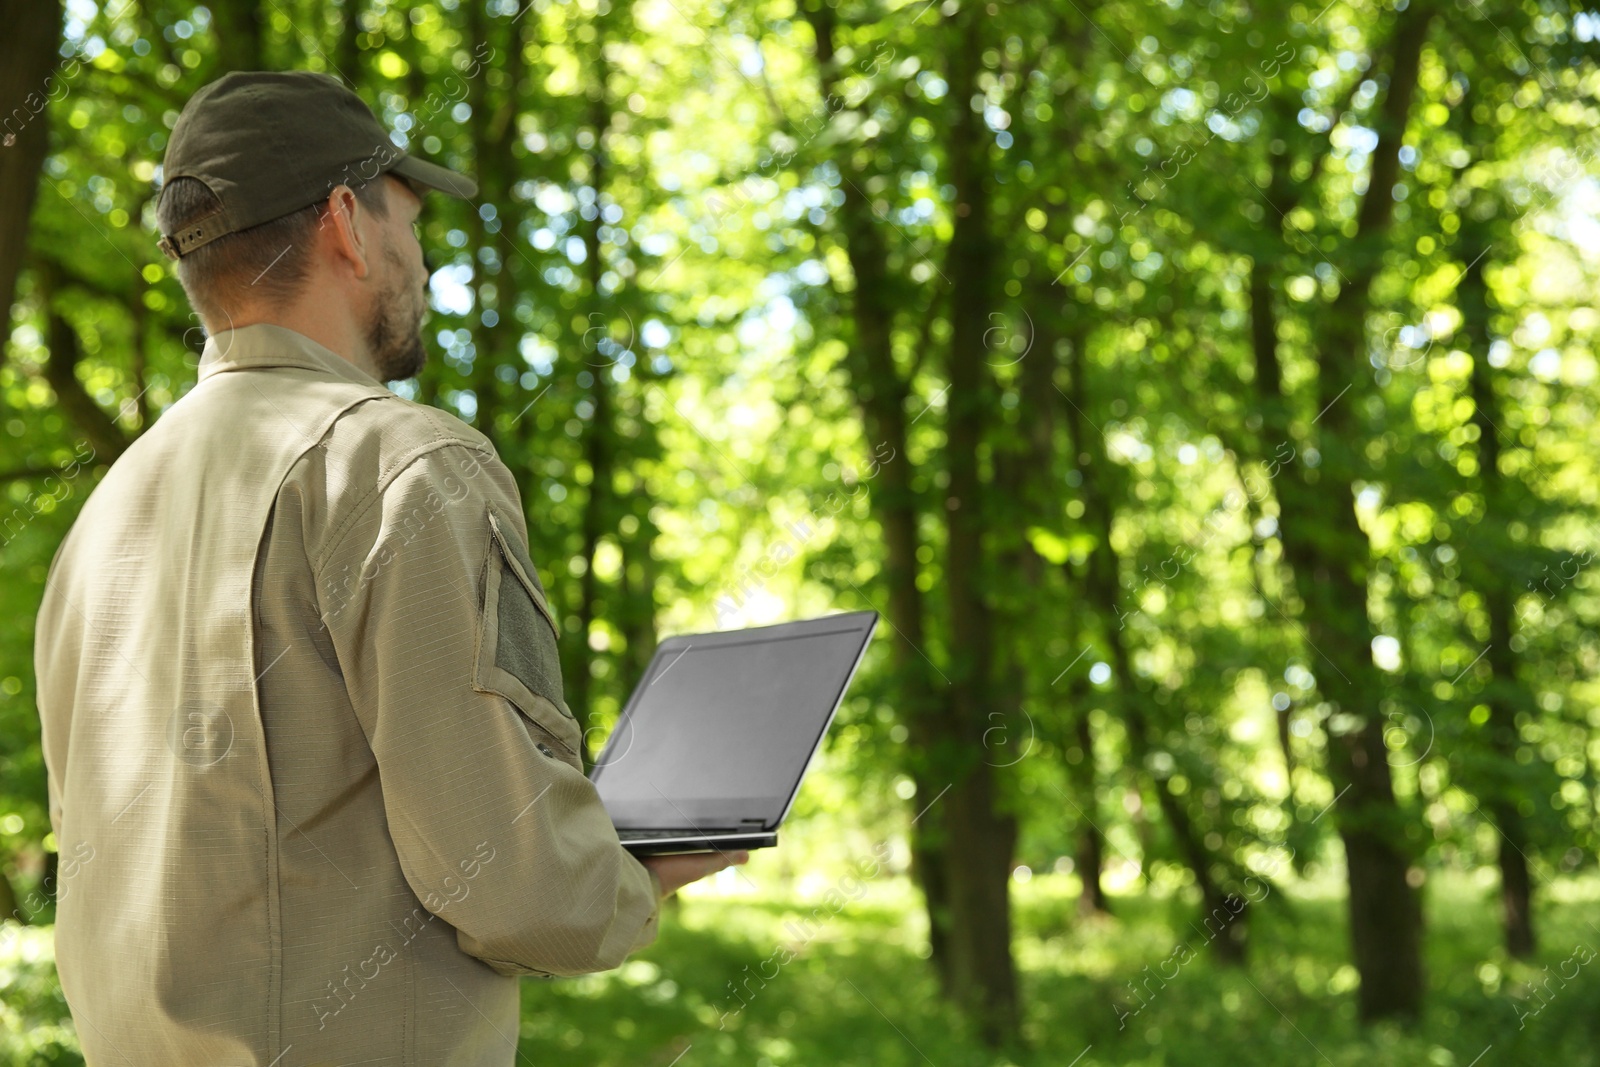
[390,154,478,200]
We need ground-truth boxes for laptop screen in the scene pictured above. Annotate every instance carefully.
[588,612,876,830]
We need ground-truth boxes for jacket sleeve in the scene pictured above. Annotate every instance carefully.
[315,439,660,977]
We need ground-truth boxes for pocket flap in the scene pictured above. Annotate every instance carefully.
[474,510,582,764]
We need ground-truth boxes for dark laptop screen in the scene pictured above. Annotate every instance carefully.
[589,613,875,829]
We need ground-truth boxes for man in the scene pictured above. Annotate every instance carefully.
[33,71,739,1066]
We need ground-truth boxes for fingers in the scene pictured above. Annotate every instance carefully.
[642,849,755,898]
[706,852,740,876]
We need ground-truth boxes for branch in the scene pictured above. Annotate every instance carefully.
[35,261,130,461]
[751,34,795,136]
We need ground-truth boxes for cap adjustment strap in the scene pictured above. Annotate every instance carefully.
[157,207,230,261]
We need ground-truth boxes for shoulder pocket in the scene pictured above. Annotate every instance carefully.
[473,511,583,765]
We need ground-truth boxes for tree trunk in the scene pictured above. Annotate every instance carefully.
[1456,170,1535,959]
[335,0,364,85]
[1250,255,1428,1016]
[466,0,518,445]
[0,0,60,363]
[616,514,658,694]
[0,869,16,924]
[1007,16,1109,920]
[209,0,267,74]
[1250,2,1436,1021]
[1066,677,1110,916]
[564,11,620,761]
[997,286,1108,919]
[36,263,128,460]
[802,2,953,985]
[940,5,1019,1044]
[1312,5,1433,1023]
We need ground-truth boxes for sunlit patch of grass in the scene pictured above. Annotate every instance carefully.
[518,870,1600,1067]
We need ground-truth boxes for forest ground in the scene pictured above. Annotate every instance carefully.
[4,869,1599,1066]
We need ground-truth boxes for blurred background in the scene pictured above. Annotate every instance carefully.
[2,0,1599,1063]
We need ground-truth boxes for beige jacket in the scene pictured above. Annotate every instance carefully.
[34,323,660,1067]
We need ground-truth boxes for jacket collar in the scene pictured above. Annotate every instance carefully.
[196,323,387,390]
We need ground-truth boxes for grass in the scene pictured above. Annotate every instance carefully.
[5,870,1600,1065]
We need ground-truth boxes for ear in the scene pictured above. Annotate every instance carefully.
[318,184,377,281]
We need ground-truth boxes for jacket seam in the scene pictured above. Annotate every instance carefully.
[314,406,448,563]
[253,385,403,1062]
[312,431,500,585]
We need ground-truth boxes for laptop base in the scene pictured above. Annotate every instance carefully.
[620,832,778,857]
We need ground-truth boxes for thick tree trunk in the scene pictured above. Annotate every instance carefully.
[940,5,1019,1044]
[0,0,61,361]
[802,2,953,983]
[1250,256,1428,1016]
[1249,2,1435,1021]
[1255,250,1428,1021]
[1313,5,1433,1024]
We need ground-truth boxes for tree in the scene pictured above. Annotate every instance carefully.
[0,0,62,356]
[1249,0,1438,1020]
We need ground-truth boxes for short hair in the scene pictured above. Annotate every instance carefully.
[156,175,392,324]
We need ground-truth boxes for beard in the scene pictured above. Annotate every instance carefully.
[364,245,428,381]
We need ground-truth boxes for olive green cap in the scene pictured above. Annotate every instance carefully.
[156,70,476,260]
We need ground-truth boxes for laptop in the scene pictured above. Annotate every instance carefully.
[588,610,878,856]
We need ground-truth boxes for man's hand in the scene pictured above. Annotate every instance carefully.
[641,850,749,898]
